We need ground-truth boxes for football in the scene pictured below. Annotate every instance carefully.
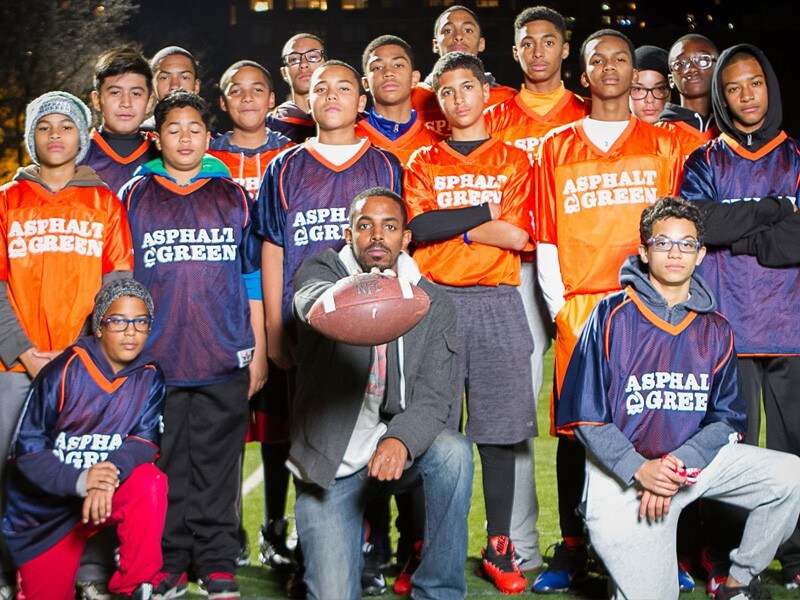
[307,273,430,346]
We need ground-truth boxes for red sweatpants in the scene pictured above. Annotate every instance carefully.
[17,463,167,600]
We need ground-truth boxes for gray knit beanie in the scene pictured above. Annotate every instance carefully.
[25,91,92,165]
[92,279,155,333]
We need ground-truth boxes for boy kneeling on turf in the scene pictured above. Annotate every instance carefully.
[3,279,167,600]
[556,196,800,600]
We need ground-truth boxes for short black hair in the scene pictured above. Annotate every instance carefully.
[219,60,273,93]
[670,34,719,57]
[431,51,486,91]
[154,90,211,132]
[433,5,482,38]
[514,6,566,41]
[150,46,198,76]
[282,33,325,59]
[362,35,415,74]
[94,47,153,93]
[579,29,635,71]
[349,186,407,229]
[640,196,706,246]
[314,60,364,94]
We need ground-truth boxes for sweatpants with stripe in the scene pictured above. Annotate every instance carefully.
[584,444,800,600]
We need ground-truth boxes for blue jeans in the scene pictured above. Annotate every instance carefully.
[295,429,473,600]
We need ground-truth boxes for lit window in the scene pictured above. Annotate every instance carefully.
[601,15,611,24]
[342,0,367,7]
[628,2,636,9]
[476,0,499,7]
[288,0,328,8]
[601,3,610,11]
[250,0,272,10]
[426,0,456,6]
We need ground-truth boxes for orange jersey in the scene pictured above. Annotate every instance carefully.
[655,120,719,161]
[484,90,590,164]
[208,131,294,199]
[412,81,517,136]
[0,171,133,370]
[404,137,534,287]
[536,117,683,298]
[355,118,443,165]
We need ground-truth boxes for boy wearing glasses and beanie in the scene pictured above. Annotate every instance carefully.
[630,46,671,124]
[3,279,166,600]
[556,196,800,600]
[656,35,720,159]
[0,90,133,598]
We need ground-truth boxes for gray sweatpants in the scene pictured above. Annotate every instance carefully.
[585,443,800,600]
[0,371,32,586]
[509,261,550,569]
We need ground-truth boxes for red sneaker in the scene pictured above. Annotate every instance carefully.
[393,540,423,595]
[480,536,527,595]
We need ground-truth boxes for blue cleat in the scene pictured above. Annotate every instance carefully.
[532,543,588,594]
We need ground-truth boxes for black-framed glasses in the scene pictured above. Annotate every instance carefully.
[101,317,153,333]
[630,85,670,100]
[646,236,702,254]
[669,54,716,73]
[283,49,325,67]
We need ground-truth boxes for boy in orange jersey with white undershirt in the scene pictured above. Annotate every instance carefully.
[532,29,683,594]
[484,7,590,572]
[404,51,534,595]
[357,35,443,166]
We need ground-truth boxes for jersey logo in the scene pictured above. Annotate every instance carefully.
[624,371,710,416]
[237,347,255,368]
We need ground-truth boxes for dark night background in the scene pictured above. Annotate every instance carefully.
[120,0,800,136]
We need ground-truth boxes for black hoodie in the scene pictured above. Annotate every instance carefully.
[712,43,782,152]
[659,102,715,132]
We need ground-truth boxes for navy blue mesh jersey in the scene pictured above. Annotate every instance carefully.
[266,102,316,144]
[556,287,746,459]
[681,132,800,354]
[254,140,402,325]
[81,130,159,197]
[121,158,258,386]
[3,336,165,565]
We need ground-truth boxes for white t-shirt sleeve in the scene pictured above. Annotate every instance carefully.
[537,242,566,320]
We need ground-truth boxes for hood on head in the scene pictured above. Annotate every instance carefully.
[712,43,781,150]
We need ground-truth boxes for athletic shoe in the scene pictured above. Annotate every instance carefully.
[714,576,772,600]
[701,546,728,598]
[480,535,527,595]
[200,572,240,600]
[0,586,15,600]
[117,582,155,600]
[532,542,588,594]
[152,572,188,600]
[678,560,696,593]
[785,571,800,590]
[259,519,298,572]
[78,580,114,600]
[235,538,251,567]
[361,541,387,596]
[393,540,422,595]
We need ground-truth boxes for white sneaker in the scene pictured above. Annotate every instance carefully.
[76,580,113,600]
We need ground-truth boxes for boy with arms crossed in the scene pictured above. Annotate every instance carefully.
[404,51,534,595]
[83,47,158,196]
[4,280,166,600]
[534,29,682,593]
[121,91,263,600]
[0,91,133,599]
[681,43,800,590]
[556,197,800,600]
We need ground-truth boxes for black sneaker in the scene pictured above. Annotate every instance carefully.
[361,541,387,596]
[715,576,772,600]
[200,573,240,600]
[532,542,588,594]
[151,572,188,600]
[235,538,251,568]
[259,519,298,573]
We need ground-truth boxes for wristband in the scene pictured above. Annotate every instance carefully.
[463,231,472,245]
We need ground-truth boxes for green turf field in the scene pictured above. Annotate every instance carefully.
[180,348,793,598]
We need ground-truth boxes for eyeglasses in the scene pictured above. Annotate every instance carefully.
[101,317,153,333]
[669,54,716,73]
[646,236,702,254]
[283,49,325,67]
[630,85,671,100]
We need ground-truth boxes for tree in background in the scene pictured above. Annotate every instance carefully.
[0,0,138,181]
